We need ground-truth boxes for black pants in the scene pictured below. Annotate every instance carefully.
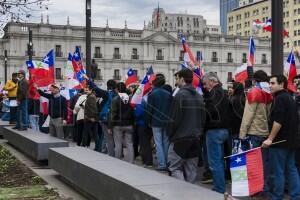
[133,125,139,157]
[83,121,98,147]
[137,126,153,165]
[76,120,85,146]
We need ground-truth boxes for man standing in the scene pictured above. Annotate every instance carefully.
[263,75,300,200]
[168,68,205,183]
[203,72,230,194]
[3,73,18,124]
[14,70,29,131]
[37,84,67,139]
[82,86,99,151]
[85,74,117,156]
[147,74,173,171]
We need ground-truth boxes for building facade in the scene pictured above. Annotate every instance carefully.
[227,0,300,53]
[0,19,271,88]
[220,0,240,33]
[149,8,221,35]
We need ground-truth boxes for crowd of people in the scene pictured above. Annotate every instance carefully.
[1,68,300,199]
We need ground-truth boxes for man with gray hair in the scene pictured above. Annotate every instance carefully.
[203,72,230,194]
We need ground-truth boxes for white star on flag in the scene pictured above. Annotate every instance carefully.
[43,56,49,63]
[235,157,242,164]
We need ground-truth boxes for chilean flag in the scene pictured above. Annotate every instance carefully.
[235,63,248,83]
[196,51,204,77]
[263,18,289,37]
[181,35,198,67]
[131,67,155,105]
[248,37,255,67]
[284,51,297,92]
[230,147,264,197]
[27,49,55,87]
[125,68,138,87]
[72,47,86,88]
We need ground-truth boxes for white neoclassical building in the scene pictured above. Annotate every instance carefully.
[0,15,271,88]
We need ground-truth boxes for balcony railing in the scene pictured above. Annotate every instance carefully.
[113,54,121,59]
[227,58,233,63]
[261,59,267,64]
[55,52,63,57]
[113,75,121,80]
[211,57,218,62]
[94,53,103,58]
[156,55,164,60]
[131,55,139,60]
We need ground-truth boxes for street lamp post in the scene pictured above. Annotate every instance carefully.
[86,0,92,77]
[4,50,7,83]
[271,0,283,75]
[28,29,33,61]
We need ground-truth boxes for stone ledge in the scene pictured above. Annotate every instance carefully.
[49,147,223,200]
[3,127,69,161]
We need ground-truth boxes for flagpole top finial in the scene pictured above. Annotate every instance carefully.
[106,19,109,28]
[125,20,127,29]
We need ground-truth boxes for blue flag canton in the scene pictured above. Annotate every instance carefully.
[43,49,54,66]
[73,46,81,62]
[127,68,135,76]
[287,51,295,65]
[230,153,246,168]
[141,75,149,84]
[75,69,86,83]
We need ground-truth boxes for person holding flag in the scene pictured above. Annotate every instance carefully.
[263,75,300,200]
[37,84,67,139]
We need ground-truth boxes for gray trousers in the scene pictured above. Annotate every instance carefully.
[168,143,198,183]
[49,117,64,139]
[101,122,115,157]
[113,126,134,163]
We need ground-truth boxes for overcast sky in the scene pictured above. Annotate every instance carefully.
[29,0,219,29]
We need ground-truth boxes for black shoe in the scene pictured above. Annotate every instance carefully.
[18,128,27,131]
[201,171,213,184]
[12,127,19,129]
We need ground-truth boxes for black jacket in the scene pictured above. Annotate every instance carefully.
[28,99,40,115]
[229,85,245,136]
[168,85,206,142]
[38,90,67,120]
[147,87,173,128]
[17,78,29,101]
[269,90,300,149]
[108,93,134,129]
[204,84,230,130]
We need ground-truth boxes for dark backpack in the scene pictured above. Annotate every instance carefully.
[99,91,113,121]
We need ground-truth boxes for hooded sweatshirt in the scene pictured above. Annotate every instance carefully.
[108,92,134,128]
[240,82,273,138]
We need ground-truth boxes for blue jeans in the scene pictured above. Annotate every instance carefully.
[1,112,10,121]
[206,128,229,193]
[29,115,39,131]
[10,106,17,122]
[247,135,269,193]
[152,127,169,169]
[269,148,300,200]
[16,100,28,129]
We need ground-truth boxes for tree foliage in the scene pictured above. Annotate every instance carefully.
[0,0,49,27]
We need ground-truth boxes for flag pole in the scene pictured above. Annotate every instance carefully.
[224,140,286,159]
